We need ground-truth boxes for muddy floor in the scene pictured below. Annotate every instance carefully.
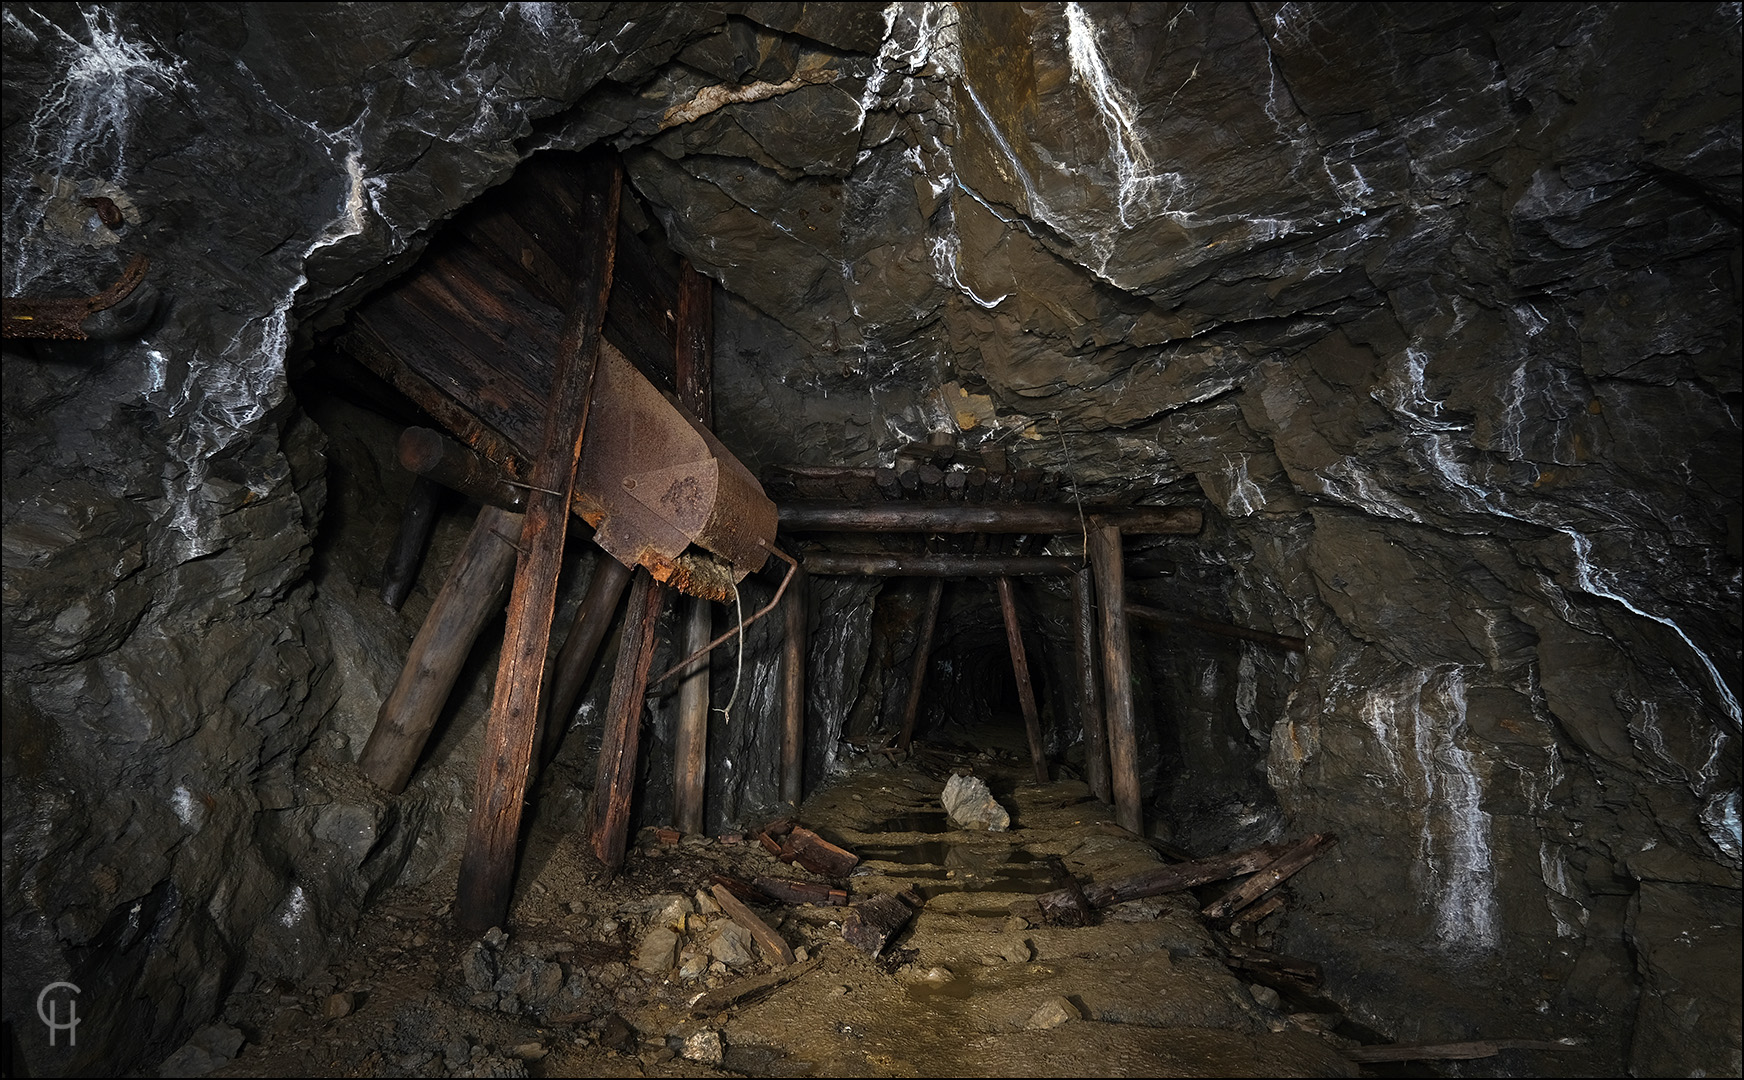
[194,735,1375,1079]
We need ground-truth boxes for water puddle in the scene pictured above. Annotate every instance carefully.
[864,812,953,833]
[905,974,975,1008]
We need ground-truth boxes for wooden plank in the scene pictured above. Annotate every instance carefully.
[897,578,944,752]
[378,475,443,611]
[781,567,808,808]
[455,154,621,935]
[1090,524,1143,834]
[673,259,713,836]
[779,501,1202,535]
[358,504,523,794]
[1072,568,1110,803]
[1202,833,1337,920]
[589,570,668,870]
[778,826,859,878]
[752,876,850,907]
[710,884,796,966]
[997,577,1049,784]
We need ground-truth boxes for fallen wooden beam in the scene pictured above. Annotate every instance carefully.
[1034,842,1291,920]
[710,884,796,966]
[1342,1039,1576,1064]
[358,503,523,794]
[1202,833,1338,920]
[779,501,1201,535]
[455,154,621,934]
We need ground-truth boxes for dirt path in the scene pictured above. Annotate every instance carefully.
[202,745,1359,1078]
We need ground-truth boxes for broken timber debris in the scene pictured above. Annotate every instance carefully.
[713,872,850,908]
[709,884,796,967]
[842,893,918,957]
[1034,840,1294,921]
[1202,833,1337,920]
[686,957,824,1018]
[756,820,859,878]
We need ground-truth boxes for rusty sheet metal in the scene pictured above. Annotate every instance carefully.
[574,344,776,592]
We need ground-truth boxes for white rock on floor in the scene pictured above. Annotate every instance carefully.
[941,773,1010,831]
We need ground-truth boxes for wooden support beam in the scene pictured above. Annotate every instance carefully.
[779,500,1201,535]
[378,475,444,610]
[803,553,1078,577]
[997,577,1050,784]
[590,570,668,869]
[897,578,944,752]
[673,258,714,836]
[358,503,523,794]
[781,567,808,808]
[455,155,621,935]
[1090,523,1144,835]
[539,555,632,764]
[398,426,527,512]
[1072,568,1110,804]
[1202,833,1337,920]
[1126,602,1306,653]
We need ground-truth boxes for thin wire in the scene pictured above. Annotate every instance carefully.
[1056,415,1088,559]
[714,582,745,725]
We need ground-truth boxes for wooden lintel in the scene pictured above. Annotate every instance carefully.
[778,501,1202,535]
[803,553,1079,576]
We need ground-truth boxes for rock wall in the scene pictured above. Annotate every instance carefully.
[3,3,1738,1076]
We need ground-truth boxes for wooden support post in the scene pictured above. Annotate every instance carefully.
[589,569,668,869]
[1073,567,1111,803]
[674,596,710,834]
[455,155,621,935]
[997,577,1050,783]
[897,577,944,752]
[359,503,523,794]
[539,555,632,764]
[379,475,444,610]
[1090,523,1143,834]
[673,258,713,835]
[780,567,808,808]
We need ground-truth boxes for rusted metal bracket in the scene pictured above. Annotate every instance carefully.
[3,253,150,339]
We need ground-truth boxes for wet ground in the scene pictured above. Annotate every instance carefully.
[197,736,1367,1078]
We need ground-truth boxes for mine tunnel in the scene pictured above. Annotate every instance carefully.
[2,4,1740,1078]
